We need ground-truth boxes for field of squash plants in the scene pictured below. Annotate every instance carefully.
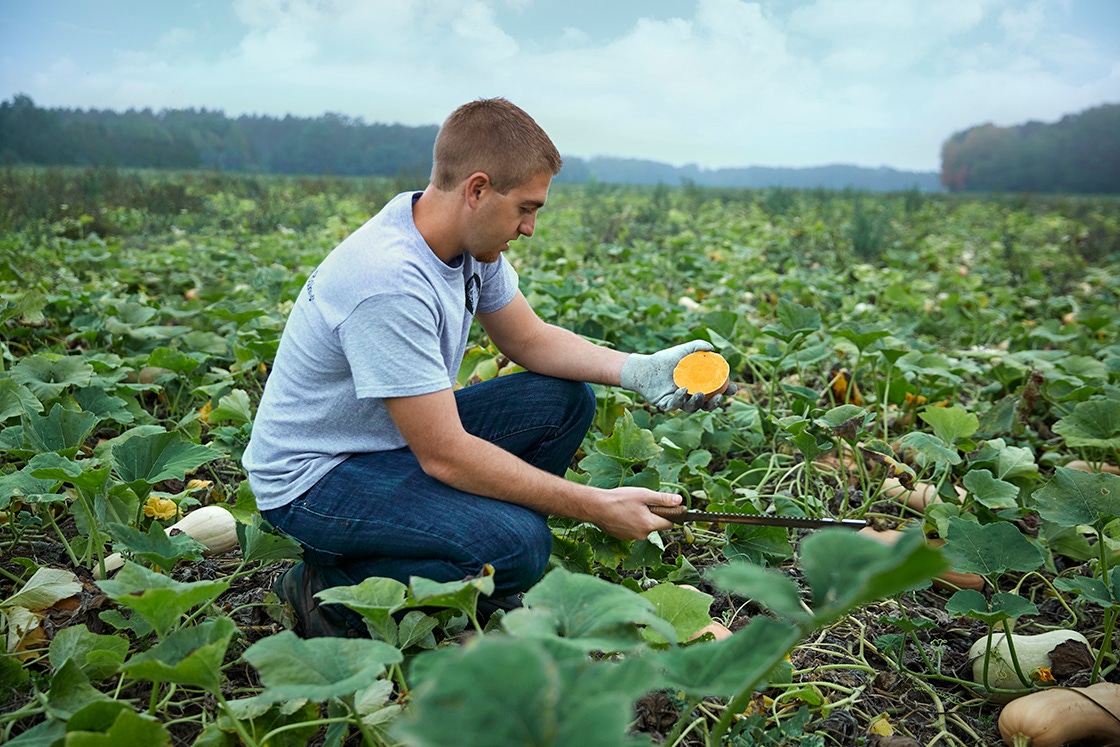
[1,166,1119,746]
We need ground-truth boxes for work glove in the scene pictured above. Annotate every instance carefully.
[620,340,737,413]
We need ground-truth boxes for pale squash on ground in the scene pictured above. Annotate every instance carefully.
[93,505,238,579]
[881,477,967,511]
[969,630,1093,695]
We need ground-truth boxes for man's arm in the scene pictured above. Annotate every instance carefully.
[478,290,731,412]
[382,388,680,540]
[477,290,628,385]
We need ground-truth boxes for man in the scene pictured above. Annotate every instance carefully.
[243,98,734,637]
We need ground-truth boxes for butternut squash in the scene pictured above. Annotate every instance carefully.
[881,477,966,511]
[857,527,985,592]
[969,630,1093,694]
[998,683,1120,747]
[93,505,238,579]
[673,351,730,398]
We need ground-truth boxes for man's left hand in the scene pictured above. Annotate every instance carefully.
[620,340,737,412]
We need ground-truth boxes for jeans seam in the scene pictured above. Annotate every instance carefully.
[291,502,503,566]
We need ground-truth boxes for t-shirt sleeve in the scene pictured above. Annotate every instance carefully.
[475,256,519,314]
[337,293,452,398]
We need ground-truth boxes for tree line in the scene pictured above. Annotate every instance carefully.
[24,93,1120,193]
[0,94,438,178]
[941,103,1120,193]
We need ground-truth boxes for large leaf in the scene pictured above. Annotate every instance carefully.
[1,567,81,611]
[317,576,409,639]
[59,705,171,746]
[409,566,495,619]
[503,567,676,652]
[657,615,800,697]
[800,529,948,625]
[898,431,961,466]
[943,516,1044,577]
[22,403,99,456]
[0,464,58,507]
[833,323,891,351]
[722,518,794,566]
[707,561,807,621]
[592,411,661,466]
[763,301,821,341]
[1032,466,1120,529]
[147,346,205,374]
[11,354,93,400]
[962,468,1020,511]
[44,660,113,721]
[119,617,237,691]
[48,625,129,683]
[1053,399,1120,449]
[96,562,229,638]
[74,387,134,425]
[0,378,42,421]
[944,589,1038,624]
[974,439,1039,481]
[107,521,207,571]
[1054,566,1120,608]
[242,630,402,704]
[237,518,303,563]
[639,583,713,642]
[111,430,223,485]
[397,635,652,747]
[918,405,979,446]
[208,388,253,425]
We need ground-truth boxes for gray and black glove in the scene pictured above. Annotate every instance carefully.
[620,340,737,412]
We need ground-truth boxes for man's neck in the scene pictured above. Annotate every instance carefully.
[411,185,463,264]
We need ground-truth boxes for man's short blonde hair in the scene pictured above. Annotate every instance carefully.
[431,98,562,194]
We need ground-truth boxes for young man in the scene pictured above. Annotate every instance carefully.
[243,98,733,637]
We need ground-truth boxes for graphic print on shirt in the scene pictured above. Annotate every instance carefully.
[464,273,481,314]
[305,269,318,302]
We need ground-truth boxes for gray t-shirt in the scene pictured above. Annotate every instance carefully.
[243,191,520,510]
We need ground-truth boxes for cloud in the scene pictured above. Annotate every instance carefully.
[5,0,1118,170]
[158,27,197,49]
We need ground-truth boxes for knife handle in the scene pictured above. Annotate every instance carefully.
[649,505,690,523]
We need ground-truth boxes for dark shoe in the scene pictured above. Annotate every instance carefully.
[274,563,368,639]
[476,592,525,627]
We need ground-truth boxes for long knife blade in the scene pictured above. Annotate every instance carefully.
[649,505,867,530]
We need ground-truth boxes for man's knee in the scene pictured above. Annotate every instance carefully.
[491,515,553,594]
[547,377,595,431]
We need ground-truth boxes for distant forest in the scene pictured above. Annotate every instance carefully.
[941,103,1120,193]
[9,95,1119,193]
[0,95,945,191]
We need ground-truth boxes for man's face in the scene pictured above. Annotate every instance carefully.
[466,172,551,263]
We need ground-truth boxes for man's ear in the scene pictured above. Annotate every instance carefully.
[464,172,491,209]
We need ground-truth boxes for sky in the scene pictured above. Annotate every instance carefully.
[1,0,1118,172]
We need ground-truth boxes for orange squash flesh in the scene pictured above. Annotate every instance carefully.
[673,351,730,397]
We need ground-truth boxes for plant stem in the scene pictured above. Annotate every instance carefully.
[663,696,702,747]
[345,694,383,747]
[0,565,24,584]
[216,692,260,747]
[1091,607,1116,684]
[148,682,161,717]
[42,507,81,567]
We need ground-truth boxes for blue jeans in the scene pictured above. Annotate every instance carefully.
[262,372,595,599]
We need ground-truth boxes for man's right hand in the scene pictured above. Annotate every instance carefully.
[589,487,682,540]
